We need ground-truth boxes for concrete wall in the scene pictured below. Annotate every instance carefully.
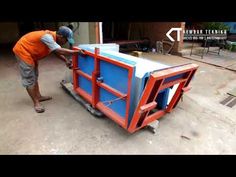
[73,22,97,45]
[58,22,95,46]
[77,22,90,44]
[0,23,19,44]
[89,22,98,44]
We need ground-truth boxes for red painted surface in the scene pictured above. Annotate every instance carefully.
[72,47,199,133]
[128,64,199,133]
[72,47,133,129]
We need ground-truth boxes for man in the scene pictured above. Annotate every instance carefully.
[13,26,85,113]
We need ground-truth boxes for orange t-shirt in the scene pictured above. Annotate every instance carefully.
[13,30,57,66]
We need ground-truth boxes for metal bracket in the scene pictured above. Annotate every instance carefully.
[145,120,159,134]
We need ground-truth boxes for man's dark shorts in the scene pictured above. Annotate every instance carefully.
[15,55,38,88]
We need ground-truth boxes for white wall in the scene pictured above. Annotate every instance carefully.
[58,22,91,46]
[77,22,90,45]
[89,22,97,44]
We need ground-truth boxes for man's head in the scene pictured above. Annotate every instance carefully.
[56,26,74,45]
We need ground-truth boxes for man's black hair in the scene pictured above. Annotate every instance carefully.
[67,24,74,31]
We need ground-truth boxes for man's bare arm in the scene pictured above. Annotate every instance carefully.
[54,48,79,56]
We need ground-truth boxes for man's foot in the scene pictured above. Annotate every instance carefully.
[34,104,45,113]
[39,96,52,102]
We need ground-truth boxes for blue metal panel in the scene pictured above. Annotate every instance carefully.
[76,55,94,95]
[100,88,126,118]
[99,60,133,119]
[100,60,129,93]
[96,51,137,121]
[78,55,94,75]
[78,76,92,95]
[77,44,172,126]
[78,45,137,121]
[156,89,170,109]
[101,52,136,66]
[164,73,185,83]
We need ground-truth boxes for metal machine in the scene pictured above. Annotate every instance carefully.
[61,44,198,133]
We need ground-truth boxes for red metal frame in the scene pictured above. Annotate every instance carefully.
[127,63,198,133]
[92,48,100,108]
[72,47,134,129]
[72,47,79,91]
[72,47,198,133]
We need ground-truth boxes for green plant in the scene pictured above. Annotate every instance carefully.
[202,22,230,30]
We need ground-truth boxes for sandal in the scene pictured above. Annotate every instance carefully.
[34,104,45,113]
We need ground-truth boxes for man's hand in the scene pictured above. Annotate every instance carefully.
[79,49,85,55]
[78,49,87,57]
[66,59,72,69]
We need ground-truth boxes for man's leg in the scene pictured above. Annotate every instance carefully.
[16,57,45,113]
[34,64,52,102]
[35,81,52,102]
[26,85,45,113]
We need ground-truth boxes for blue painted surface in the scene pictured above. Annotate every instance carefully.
[78,55,94,75]
[156,89,170,109]
[77,55,94,95]
[101,52,136,66]
[78,76,92,95]
[78,44,136,121]
[138,73,150,99]
[98,56,135,119]
[100,60,129,93]
[77,44,174,127]
[164,73,185,83]
[99,60,130,117]
[100,88,126,118]
[137,74,170,110]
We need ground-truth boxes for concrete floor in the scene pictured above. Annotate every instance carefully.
[181,48,236,71]
[0,49,236,154]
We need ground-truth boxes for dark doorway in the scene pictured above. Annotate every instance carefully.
[102,22,129,42]
[102,22,150,53]
[18,22,59,36]
[18,22,36,36]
